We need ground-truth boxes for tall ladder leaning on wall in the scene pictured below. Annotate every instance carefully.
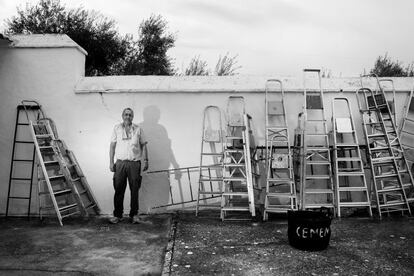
[263,79,297,221]
[6,102,42,218]
[221,96,260,220]
[196,105,224,216]
[300,69,335,212]
[331,97,372,218]
[357,74,414,218]
[22,101,100,226]
[398,85,414,176]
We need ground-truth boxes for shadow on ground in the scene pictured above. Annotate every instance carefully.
[0,215,172,276]
[170,211,414,275]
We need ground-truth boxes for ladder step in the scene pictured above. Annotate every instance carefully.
[306,175,330,180]
[338,187,369,192]
[44,160,59,166]
[59,203,78,212]
[49,174,65,181]
[368,133,385,138]
[268,178,294,183]
[336,144,358,147]
[337,172,364,176]
[304,203,335,208]
[199,177,222,182]
[35,134,52,138]
[372,157,401,164]
[222,192,248,196]
[225,149,244,153]
[224,164,245,167]
[377,186,404,193]
[305,189,333,194]
[338,202,371,207]
[54,189,73,196]
[374,173,398,179]
[61,210,81,218]
[306,147,330,151]
[266,193,295,198]
[39,146,54,150]
[307,161,330,165]
[379,202,408,208]
[336,157,362,162]
[199,191,222,195]
[223,177,246,182]
[221,206,250,211]
[307,119,327,122]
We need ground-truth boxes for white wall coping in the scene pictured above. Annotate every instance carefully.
[75,75,414,93]
[3,34,87,56]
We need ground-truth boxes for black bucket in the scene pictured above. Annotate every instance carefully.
[288,209,332,251]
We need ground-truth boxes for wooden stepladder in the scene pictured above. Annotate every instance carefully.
[357,76,413,218]
[300,69,335,212]
[332,97,372,217]
[21,101,100,226]
[196,105,224,215]
[221,96,260,220]
[263,79,297,220]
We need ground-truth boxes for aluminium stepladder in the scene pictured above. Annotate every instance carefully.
[357,76,413,218]
[221,96,260,220]
[398,86,414,176]
[196,105,224,216]
[263,79,297,220]
[23,101,100,226]
[299,69,335,212]
[332,97,372,217]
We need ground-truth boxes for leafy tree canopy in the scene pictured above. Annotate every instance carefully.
[370,53,414,77]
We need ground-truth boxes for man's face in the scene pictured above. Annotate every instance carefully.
[122,109,134,124]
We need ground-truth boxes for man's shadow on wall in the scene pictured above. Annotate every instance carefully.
[139,105,181,213]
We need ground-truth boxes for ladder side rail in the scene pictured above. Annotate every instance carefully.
[29,121,64,226]
[196,106,208,216]
[332,98,340,216]
[378,79,397,128]
[398,88,414,135]
[6,107,22,217]
[243,114,256,217]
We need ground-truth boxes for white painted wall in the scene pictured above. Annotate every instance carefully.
[1,36,413,216]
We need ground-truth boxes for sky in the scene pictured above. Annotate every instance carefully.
[1,0,414,77]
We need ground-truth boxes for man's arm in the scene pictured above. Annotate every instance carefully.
[142,143,148,171]
[109,142,116,172]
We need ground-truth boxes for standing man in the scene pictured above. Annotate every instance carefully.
[109,107,148,224]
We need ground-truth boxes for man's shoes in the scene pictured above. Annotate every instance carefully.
[132,215,141,224]
[109,217,121,224]
[132,215,152,225]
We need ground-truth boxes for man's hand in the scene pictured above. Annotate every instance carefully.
[110,163,115,172]
[143,160,149,171]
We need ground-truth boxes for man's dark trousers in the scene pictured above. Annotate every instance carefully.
[113,160,141,218]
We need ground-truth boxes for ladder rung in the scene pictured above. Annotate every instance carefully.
[338,187,368,192]
[307,161,330,165]
[36,134,52,138]
[54,189,73,196]
[335,144,358,148]
[267,178,294,183]
[39,146,54,150]
[223,177,246,182]
[368,133,385,138]
[61,210,81,218]
[370,147,389,151]
[70,177,81,182]
[225,149,244,153]
[59,203,78,212]
[305,188,333,194]
[336,157,361,162]
[11,177,31,181]
[49,175,65,181]
[85,203,97,210]
[338,202,370,206]
[306,175,330,180]
[304,203,335,208]
[379,202,408,208]
[12,159,34,162]
[306,147,330,151]
[222,192,248,196]
[44,160,59,166]
[266,193,295,198]
[224,164,245,167]
[377,186,404,193]
[199,191,222,195]
[221,206,250,211]
[199,177,222,182]
[307,119,327,122]
[337,172,364,176]
[374,173,398,179]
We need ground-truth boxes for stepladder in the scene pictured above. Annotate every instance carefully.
[399,88,414,178]
[332,97,372,218]
[196,105,224,215]
[221,96,260,220]
[263,79,297,220]
[21,101,100,225]
[299,69,335,212]
[357,83,413,218]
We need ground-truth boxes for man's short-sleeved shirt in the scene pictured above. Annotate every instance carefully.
[111,123,147,161]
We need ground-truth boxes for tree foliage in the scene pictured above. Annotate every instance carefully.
[184,52,241,76]
[214,53,241,76]
[5,0,130,76]
[370,53,414,77]
[123,15,176,75]
[184,55,209,76]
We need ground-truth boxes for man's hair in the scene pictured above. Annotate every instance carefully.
[122,108,134,116]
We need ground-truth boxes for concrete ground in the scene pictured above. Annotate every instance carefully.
[169,211,414,276]
[0,212,413,276]
[0,215,171,276]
